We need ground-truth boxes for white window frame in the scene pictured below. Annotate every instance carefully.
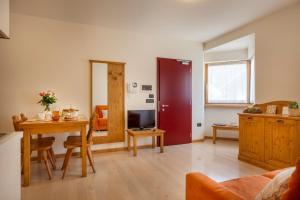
[205,60,252,107]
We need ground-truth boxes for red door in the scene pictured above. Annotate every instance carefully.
[157,57,192,146]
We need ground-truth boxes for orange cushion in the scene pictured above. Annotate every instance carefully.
[221,175,271,200]
[281,159,300,200]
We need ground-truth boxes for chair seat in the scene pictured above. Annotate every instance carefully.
[64,136,91,148]
[35,136,55,142]
[21,137,55,152]
[220,175,271,200]
[30,140,53,151]
[31,136,55,145]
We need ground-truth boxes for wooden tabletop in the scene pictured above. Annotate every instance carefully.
[20,118,88,127]
[19,117,89,135]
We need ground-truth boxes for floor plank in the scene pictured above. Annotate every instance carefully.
[22,140,266,200]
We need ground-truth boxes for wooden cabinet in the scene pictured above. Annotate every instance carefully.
[239,113,300,170]
[239,116,264,161]
[0,133,21,199]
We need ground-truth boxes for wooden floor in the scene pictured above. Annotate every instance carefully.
[22,140,266,200]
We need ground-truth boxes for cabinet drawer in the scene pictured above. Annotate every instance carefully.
[265,118,296,126]
[239,115,264,123]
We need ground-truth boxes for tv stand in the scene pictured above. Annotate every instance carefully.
[127,129,165,156]
[130,128,151,131]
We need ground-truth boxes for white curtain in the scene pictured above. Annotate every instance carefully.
[208,63,247,103]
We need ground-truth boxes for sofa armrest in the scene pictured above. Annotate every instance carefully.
[186,173,244,200]
[262,169,285,179]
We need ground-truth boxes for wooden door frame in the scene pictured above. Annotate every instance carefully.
[89,60,126,144]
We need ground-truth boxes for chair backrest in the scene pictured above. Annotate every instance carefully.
[12,113,28,131]
[87,114,97,143]
[20,113,28,121]
[12,115,22,131]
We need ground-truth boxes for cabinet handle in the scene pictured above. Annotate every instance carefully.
[247,117,253,120]
[277,119,284,123]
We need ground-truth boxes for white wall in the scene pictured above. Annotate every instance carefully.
[204,2,300,104]
[205,49,248,63]
[204,107,242,138]
[0,14,204,153]
[204,49,248,138]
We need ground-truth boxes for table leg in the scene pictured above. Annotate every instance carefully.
[81,126,87,177]
[127,134,131,151]
[23,130,31,186]
[37,134,42,162]
[133,136,137,157]
[213,127,217,144]
[152,136,156,149]
[160,134,164,153]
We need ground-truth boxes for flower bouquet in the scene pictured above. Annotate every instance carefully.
[37,90,57,111]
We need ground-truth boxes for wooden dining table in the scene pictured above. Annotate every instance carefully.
[19,118,89,186]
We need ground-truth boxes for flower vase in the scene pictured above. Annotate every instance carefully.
[45,104,51,112]
[45,110,52,121]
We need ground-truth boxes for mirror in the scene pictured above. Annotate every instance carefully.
[90,60,125,144]
[92,63,109,137]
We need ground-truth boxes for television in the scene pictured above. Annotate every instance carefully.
[127,110,155,130]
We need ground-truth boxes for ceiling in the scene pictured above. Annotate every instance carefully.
[10,0,300,42]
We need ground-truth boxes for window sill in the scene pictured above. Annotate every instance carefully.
[205,103,253,108]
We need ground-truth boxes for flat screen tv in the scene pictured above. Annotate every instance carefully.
[127,110,155,130]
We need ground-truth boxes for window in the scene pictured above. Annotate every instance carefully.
[205,60,252,105]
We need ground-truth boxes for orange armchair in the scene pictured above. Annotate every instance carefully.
[186,173,244,200]
[93,105,108,131]
[186,170,284,200]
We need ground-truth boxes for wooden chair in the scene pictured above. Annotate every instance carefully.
[12,114,56,179]
[19,113,57,162]
[61,120,96,179]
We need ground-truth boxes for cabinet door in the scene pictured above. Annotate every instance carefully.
[265,118,296,168]
[239,116,265,161]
